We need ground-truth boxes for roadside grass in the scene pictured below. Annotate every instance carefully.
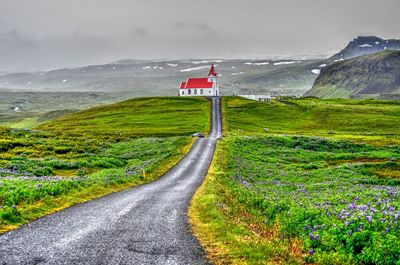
[190,139,302,265]
[191,96,400,264]
[192,136,400,264]
[0,97,210,232]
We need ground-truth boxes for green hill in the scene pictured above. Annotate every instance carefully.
[0,96,210,232]
[223,96,400,143]
[37,97,210,138]
[305,51,400,99]
[191,96,400,264]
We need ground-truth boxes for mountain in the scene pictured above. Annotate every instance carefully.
[305,50,400,99]
[0,58,324,97]
[331,36,400,60]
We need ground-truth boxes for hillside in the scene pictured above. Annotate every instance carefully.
[37,97,210,138]
[0,58,323,97]
[331,36,400,60]
[191,96,400,264]
[0,96,210,231]
[222,96,400,142]
[305,50,400,99]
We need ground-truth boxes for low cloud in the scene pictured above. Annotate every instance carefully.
[0,30,117,71]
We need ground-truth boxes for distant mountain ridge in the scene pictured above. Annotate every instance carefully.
[305,50,400,99]
[331,36,400,60]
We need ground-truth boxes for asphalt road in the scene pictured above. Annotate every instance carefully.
[0,97,222,265]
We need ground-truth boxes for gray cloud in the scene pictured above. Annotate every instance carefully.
[0,0,399,72]
[131,27,149,37]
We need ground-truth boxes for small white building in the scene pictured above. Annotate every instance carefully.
[179,65,220,96]
[238,94,272,103]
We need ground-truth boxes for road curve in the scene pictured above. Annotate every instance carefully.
[0,97,222,265]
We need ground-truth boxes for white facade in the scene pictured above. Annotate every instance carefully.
[180,87,217,96]
[238,94,272,103]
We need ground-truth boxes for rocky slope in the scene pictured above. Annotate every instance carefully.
[331,36,400,60]
[305,50,400,99]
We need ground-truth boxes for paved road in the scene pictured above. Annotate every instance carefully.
[0,97,222,265]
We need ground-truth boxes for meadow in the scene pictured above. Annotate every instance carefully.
[191,96,400,264]
[223,96,400,144]
[0,96,210,232]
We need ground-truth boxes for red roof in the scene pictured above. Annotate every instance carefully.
[208,64,217,77]
[180,78,213,89]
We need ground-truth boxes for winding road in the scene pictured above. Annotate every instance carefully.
[0,97,222,265]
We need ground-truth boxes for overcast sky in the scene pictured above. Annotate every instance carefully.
[0,0,399,72]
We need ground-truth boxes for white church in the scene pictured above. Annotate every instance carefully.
[179,64,220,96]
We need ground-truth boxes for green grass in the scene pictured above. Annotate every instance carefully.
[191,96,400,264]
[223,97,400,144]
[0,96,210,232]
[38,96,210,138]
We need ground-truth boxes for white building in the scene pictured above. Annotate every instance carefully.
[238,94,272,103]
[179,65,220,96]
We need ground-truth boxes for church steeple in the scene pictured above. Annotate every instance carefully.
[208,64,217,77]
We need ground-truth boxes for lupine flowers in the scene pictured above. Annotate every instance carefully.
[226,136,400,264]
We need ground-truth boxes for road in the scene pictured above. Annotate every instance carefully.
[0,97,222,265]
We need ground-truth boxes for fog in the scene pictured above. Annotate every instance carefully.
[0,0,399,72]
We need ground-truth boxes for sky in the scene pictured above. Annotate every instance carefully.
[0,0,399,72]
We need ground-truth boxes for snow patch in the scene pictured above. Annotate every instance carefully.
[231,72,244,76]
[14,106,19,111]
[384,47,388,50]
[375,41,380,45]
[319,64,327,68]
[244,62,253,65]
[142,66,151,69]
[62,79,67,83]
[359,44,372,48]
[334,59,344,62]
[191,60,223,64]
[273,61,296,66]
[311,69,321,75]
[166,63,178,67]
[253,62,270,66]
[180,65,212,72]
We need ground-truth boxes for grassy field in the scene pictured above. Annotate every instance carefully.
[223,96,400,144]
[191,96,400,264]
[0,91,131,129]
[38,97,210,138]
[0,96,210,232]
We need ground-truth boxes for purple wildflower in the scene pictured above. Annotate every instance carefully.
[366,215,372,224]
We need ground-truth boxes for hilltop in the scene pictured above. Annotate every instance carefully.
[331,36,400,60]
[305,50,400,99]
